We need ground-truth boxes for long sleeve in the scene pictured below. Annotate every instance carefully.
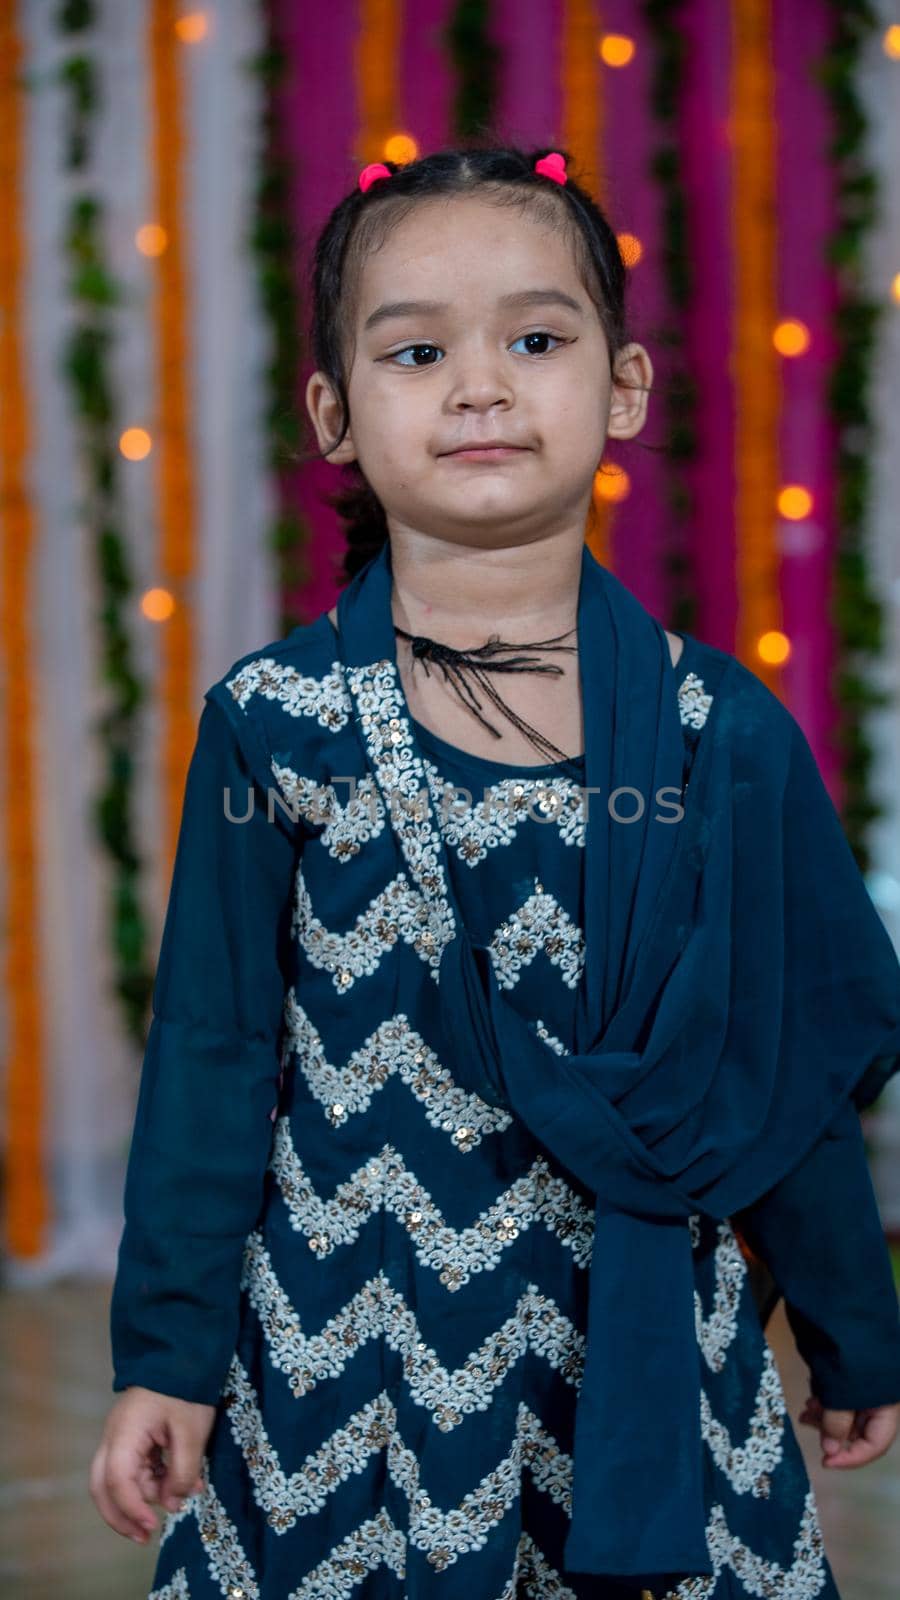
[109,693,302,1405]
[733,1095,900,1410]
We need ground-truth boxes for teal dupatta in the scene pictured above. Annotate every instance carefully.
[336,538,900,1587]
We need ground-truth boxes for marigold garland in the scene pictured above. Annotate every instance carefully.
[148,0,198,871]
[0,3,47,1257]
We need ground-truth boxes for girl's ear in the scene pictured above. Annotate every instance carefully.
[606,342,654,441]
[304,370,358,464]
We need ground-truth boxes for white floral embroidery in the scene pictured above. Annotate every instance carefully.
[695,1221,747,1372]
[488,882,584,990]
[156,1473,258,1598]
[657,1489,830,1599]
[346,660,458,965]
[290,864,454,988]
[218,1362,572,1543]
[699,1342,786,1496]
[272,764,387,857]
[679,670,714,731]
[281,992,513,1146]
[240,1241,585,1418]
[225,658,352,728]
[267,1119,595,1284]
[148,1569,192,1599]
[425,763,586,863]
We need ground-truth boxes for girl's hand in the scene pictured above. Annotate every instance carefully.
[89,1387,217,1544]
[797,1393,900,1468]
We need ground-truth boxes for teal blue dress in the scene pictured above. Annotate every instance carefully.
[111,615,900,1600]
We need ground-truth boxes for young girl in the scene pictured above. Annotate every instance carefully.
[91,144,900,1600]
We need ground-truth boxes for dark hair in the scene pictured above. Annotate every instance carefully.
[300,143,651,583]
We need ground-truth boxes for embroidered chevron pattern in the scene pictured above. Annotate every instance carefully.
[290,863,455,986]
[694,1221,747,1371]
[240,1246,585,1415]
[148,1440,826,1600]
[267,1121,596,1284]
[151,1397,827,1600]
[281,993,514,1145]
[657,1488,830,1599]
[218,1364,572,1540]
[154,1472,258,1597]
[147,1572,191,1600]
[290,863,584,993]
[272,762,388,855]
[422,760,585,860]
[487,883,584,989]
[699,1341,786,1496]
[226,658,352,727]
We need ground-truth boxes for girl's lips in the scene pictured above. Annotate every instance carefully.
[441,446,530,460]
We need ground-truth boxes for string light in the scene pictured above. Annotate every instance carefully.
[617,233,643,268]
[119,427,152,461]
[141,588,176,623]
[175,11,208,43]
[883,24,900,58]
[891,272,900,304]
[383,133,418,164]
[773,319,810,356]
[777,485,813,520]
[594,463,630,503]
[757,631,791,667]
[598,34,636,67]
[135,223,168,257]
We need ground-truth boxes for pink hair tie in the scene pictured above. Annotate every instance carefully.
[534,151,567,185]
[358,162,392,193]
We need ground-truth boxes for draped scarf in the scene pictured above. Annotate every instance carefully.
[335,537,900,1588]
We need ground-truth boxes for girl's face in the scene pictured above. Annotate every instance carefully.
[306,194,652,550]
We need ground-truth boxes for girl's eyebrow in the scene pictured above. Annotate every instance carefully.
[362,287,585,333]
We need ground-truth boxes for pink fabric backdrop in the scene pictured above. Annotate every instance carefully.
[773,1,841,798]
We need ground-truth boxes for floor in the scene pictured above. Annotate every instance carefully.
[0,1277,898,1599]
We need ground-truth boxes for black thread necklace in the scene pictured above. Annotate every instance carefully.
[393,621,578,765]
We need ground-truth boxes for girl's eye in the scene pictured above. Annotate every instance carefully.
[384,331,569,368]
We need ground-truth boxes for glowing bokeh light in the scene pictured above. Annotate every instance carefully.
[594,463,630,502]
[175,12,208,43]
[778,485,813,520]
[599,34,636,67]
[119,428,152,461]
[773,319,811,356]
[883,24,900,58]
[135,223,168,258]
[383,133,418,164]
[141,588,176,623]
[757,631,791,667]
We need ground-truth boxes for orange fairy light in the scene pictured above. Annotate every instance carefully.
[617,233,643,268]
[383,133,418,164]
[594,463,630,503]
[174,11,208,43]
[778,485,813,520]
[119,427,152,461]
[598,34,636,67]
[773,319,810,356]
[891,273,900,304]
[136,223,168,257]
[141,587,177,623]
[883,24,900,58]
[757,631,791,667]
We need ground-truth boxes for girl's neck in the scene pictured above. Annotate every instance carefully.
[386,529,583,649]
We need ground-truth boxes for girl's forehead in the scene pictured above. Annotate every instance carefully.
[357,196,581,303]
